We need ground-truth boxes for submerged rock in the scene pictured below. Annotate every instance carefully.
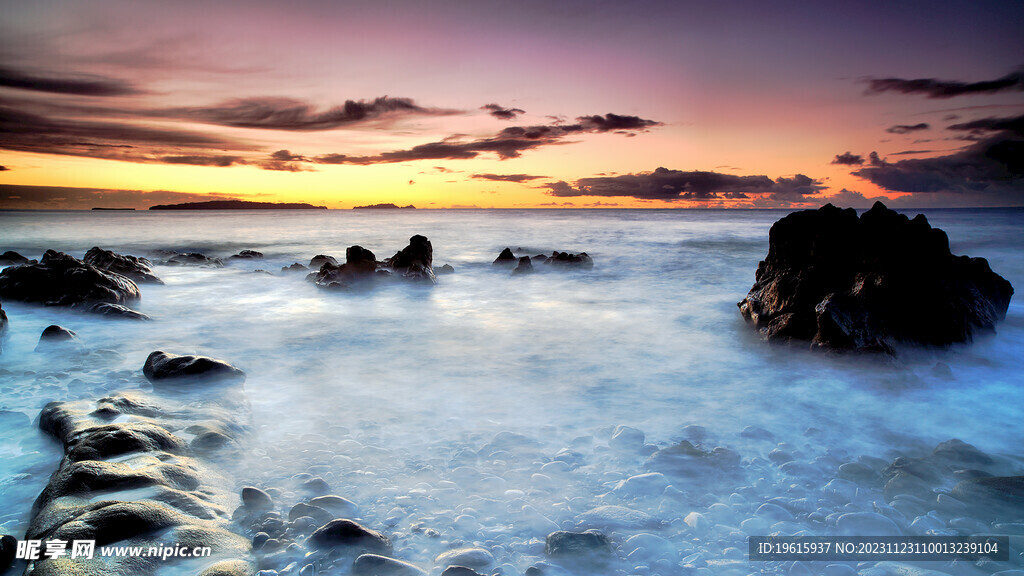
[308,519,392,554]
[437,263,455,275]
[0,250,31,265]
[166,252,224,267]
[545,530,612,557]
[309,246,379,289]
[543,251,594,269]
[143,351,246,384]
[493,248,516,266]
[512,256,534,275]
[310,255,338,268]
[35,325,78,351]
[353,554,427,576]
[434,548,494,571]
[230,250,264,259]
[87,302,151,320]
[951,476,1024,520]
[282,262,308,273]
[311,236,439,289]
[0,249,141,307]
[738,202,1014,353]
[84,247,163,284]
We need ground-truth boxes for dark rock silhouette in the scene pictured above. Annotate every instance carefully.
[545,530,611,557]
[281,262,308,273]
[0,302,7,354]
[0,251,31,265]
[143,351,246,385]
[84,247,163,284]
[310,236,439,289]
[38,324,77,343]
[0,534,16,574]
[166,252,224,267]
[437,263,455,274]
[308,519,392,554]
[0,250,141,306]
[87,302,151,320]
[512,256,534,275]
[543,251,594,269]
[493,248,516,266]
[738,202,1014,353]
[309,246,380,289]
[230,250,264,259]
[310,255,338,268]
[386,235,436,283]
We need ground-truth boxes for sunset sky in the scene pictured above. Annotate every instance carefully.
[1,0,1022,209]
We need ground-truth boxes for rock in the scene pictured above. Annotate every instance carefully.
[353,554,427,576]
[512,256,534,275]
[242,487,274,511]
[310,495,359,517]
[493,248,516,266]
[737,202,1014,353]
[387,235,436,283]
[143,351,246,384]
[613,472,669,497]
[67,422,186,461]
[0,534,16,574]
[609,425,645,451]
[86,302,151,320]
[545,530,611,557]
[835,512,902,536]
[543,251,594,269]
[282,263,308,273]
[576,505,658,531]
[437,264,455,275]
[0,249,141,307]
[440,567,484,576]
[309,519,392,554]
[434,547,494,570]
[308,246,379,288]
[950,476,1024,520]
[0,250,31,265]
[35,324,78,352]
[310,255,338,268]
[645,440,741,481]
[166,252,224,267]
[84,247,163,284]
[0,303,7,353]
[931,438,994,467]
[231,250,264,259]
[288,502,333,525]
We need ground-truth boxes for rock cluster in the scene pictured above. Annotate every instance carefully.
[494,247,594,271]
[84,247,163,284]
[0,250,141,307]
[738,202,1014,353]
[308,236,438,289]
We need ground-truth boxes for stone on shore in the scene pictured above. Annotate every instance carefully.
[84,247,163,284]
[143,351,246,384]
[308,519,392,554]
[0,250,141,307]
[0,250,31,265]
[545,530,611,557]
[737,202,1014,353]
[353,553,427,576]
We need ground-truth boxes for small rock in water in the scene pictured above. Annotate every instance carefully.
[740,426,774,441]
[84,247,163,284]
[576,505,658,531]
[167,252,224,267]
[544,530,611,557]
[512,256,534,275]
[835,512,901,536]
[434,547,494,570]
[282,263,308,273]
[36,324,77,345]
[308,519,392,553]
[609,425,645,451]
[143,350,246,384]
[437,264,455,275]
[231,250,264,259]
[492,247,516,266]
[440,566,485,576]
[310,495,359,517]
[310,255,338,268]
[0,534,16,574]
[289,502,333,524]
[352,553,427,576]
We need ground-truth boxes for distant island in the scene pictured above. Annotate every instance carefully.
[91,207,136,211]
[149,200,328,210]
[352,203,416,210]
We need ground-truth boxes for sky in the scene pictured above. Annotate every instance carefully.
[0,0,1022,209]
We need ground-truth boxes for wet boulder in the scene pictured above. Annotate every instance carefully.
[951,476,1024,521]
[309,246,379,289]
[543,251,594,269]
[0,534,15,574]
[0,249,141,306]
[35,325,78,352]
[67,423,186,462]
[87,302,151,320]
[230,250,264,259]
[0,250,31,265]
[353,553,427,576]
[545,530,612,557]
[166,252,224,267]
[84,247,163,284]
[282,262,308,273]
[386,235,436,284]
[308,519,392,554]
[738,202,1014,353]
[143,351,246,384]
[493,247,516,266]
[512,256,534,276]
[645,441,741,482]
[310,255,338,268]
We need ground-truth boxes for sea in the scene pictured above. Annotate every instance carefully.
[0,208,1021,575]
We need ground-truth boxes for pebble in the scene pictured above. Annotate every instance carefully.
[434,547,495,570]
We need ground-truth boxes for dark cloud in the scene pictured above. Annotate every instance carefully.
[543,167,825,202]
[853,119,1023,194]
[0,66,141,96]
[0,165,8,171]
[472,173,548,182]
[889,150,933,156]
[481,103,524,120]
[832,152,865,165]
[886,123,930,134]
[270,149,308,161]
[160,96,458,131]
[864,69,1024,98]
[160,155,244,167]
[0,183,237,210]
[947,114,1024,136]
[313,113,661,165]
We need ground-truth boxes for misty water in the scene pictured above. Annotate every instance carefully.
[1,208,1022,575]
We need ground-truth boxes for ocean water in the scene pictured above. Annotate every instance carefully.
[0,208,1022,575]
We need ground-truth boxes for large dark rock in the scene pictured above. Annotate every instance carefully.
[310,255,338,268]
[493,247,516,266]
[166,252,224,267]
[35,325,79,353]
[143,351,245,384]
[308,246,379,289]
[738,202,1014,353]
[84,247,163,284]
[0,250,31,265]
[230,250,264,260]
[0,250,141,307]
[0,534,16,574]
[308,519,392,554]
[512,256,534,276]
[543,251,594,269]
[387,235,436,284]
[545,530,611,557]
